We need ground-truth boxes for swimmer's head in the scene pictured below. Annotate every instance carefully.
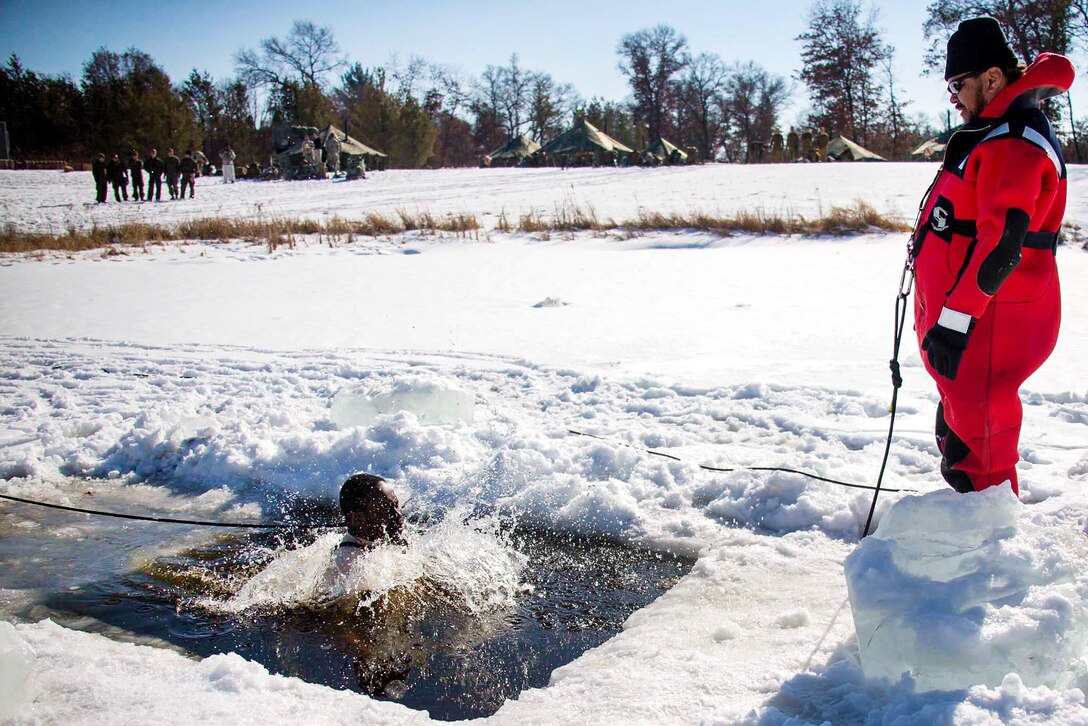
[339,473,405,545]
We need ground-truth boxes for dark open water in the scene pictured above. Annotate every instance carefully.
[0,489,692,721]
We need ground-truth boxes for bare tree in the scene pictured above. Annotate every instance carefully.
[387,53,430,101]
[617,25,689,141]
[722,61,790,160]
[880,50,911,158]
[429,63,473,119]
[677,52,730,160]
[234,20,346,90]
[497,54,533,138]
[527,72,580,143]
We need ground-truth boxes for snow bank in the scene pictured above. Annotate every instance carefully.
[845,485,1088,693]
[7,620,429,725]
[0,621,32,721]
[749,657,1088,725]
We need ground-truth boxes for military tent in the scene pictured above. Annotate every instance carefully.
[536,120,634,166]
[317,125,388,172]
[826,136,885,162]
[486,135,541,167]
[910,138,946,160]
[643,137,688,164]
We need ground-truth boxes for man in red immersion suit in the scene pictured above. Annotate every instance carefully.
[911,17,1074,496]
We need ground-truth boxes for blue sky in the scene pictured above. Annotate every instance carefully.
[1,0,1080,130]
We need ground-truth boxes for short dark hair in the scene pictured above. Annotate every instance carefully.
[340,473,391,515]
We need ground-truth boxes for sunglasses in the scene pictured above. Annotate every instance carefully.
[947,71,983,95]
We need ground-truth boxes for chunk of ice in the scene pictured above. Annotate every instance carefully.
[330,375,475,428]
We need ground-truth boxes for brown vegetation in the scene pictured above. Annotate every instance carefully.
[514,200,909,236]
[0,211,484,255]
[0,201,909,255]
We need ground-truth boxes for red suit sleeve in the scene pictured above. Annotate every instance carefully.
[944,138,1058,319]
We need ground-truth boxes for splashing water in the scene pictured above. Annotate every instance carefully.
[204,511,527,616]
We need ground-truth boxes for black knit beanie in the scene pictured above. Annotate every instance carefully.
[945,17,1018,81]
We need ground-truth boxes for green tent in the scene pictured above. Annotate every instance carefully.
[826,136,885,162]
[537,120,634,165]
[910,138,946,160]
[317,125,387,169]
[486,135,541,166]
[643,137,688,164]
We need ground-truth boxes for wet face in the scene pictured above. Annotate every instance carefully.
[345,494,404,544]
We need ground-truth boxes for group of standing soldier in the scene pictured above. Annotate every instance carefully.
[91,145,236,203]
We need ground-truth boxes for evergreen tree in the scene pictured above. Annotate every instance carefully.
[797,0,889,144]
[0,54,83,159]
[218,79,259,162]
[389,95,438,168]
[268,80,335,127]
[335,63,437,168]
[578,98,641,150]
[181,70,223,145]
[81,47,199,156]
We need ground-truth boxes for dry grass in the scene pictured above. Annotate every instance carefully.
[625,201,908,237]
[511,200,908,238]
[0,210,483,254]
[1,201,909,255]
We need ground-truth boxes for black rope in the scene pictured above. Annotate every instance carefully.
[0,492,331,529]
[567,429,912,493]
[860,198,929,538]
[860,283,910,537]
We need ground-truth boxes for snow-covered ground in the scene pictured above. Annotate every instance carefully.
[0,163,953,234]
[1,165,1087,724]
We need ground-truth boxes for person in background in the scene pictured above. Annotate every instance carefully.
[107,152,128,202]
[129,150,144,202]
[144,148,164,201]
[91,152,108,203]
[220,144,236,184]
[164,148,180,200]
[192,148,208,177]
[325,132,341,176]
[910,17,1073,496]
[179,150,197,199]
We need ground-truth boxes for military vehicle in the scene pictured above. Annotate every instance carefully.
[315,125,387,179]
[265,124,387,181]
[269,125,326,180]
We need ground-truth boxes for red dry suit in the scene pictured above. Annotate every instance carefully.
[910,53,1074,495]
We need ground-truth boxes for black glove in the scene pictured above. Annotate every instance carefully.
[922,320,973,380]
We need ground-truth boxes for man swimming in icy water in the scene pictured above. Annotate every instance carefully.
[335,472,406,562]
[322,472,409,618]
[327,472,417,697]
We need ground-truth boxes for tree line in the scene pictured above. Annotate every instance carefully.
[3,1,1087,167]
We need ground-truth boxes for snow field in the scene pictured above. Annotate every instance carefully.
[1,164,949,235]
